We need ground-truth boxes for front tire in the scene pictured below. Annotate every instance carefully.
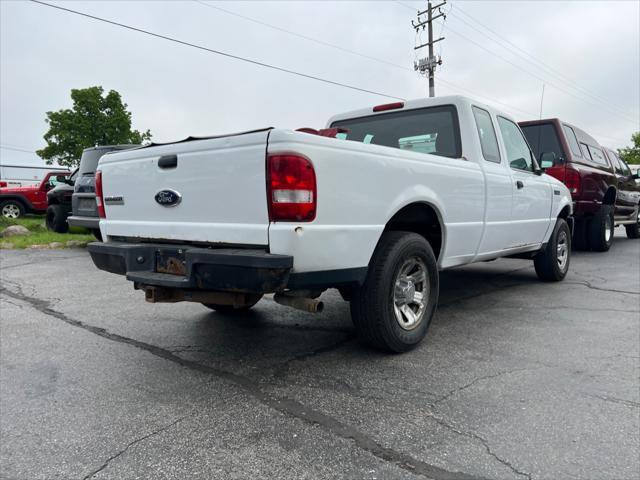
[350,231,439,353]
[202,294,263,314]
[45,204,69,233]
[534,218,571,282]
[0,200,25,219]
[588,204,614,252]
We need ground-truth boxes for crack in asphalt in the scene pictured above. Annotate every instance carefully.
[272,334,357,380]
[584,393,640,409]
[0,284,491,480]
[431,368,539,405]
[425,414,532,480]
[564,280,640,295]
[82,416,188,480]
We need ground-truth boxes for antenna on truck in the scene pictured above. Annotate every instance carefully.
[412,1,446,98]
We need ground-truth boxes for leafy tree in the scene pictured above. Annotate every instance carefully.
[37,86,151,167]
[618,132,640,165]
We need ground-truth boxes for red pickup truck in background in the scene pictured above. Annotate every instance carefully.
[520,119,625,252]
[0,170,71,219]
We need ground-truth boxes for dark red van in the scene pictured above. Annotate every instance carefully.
[520,119,617,251]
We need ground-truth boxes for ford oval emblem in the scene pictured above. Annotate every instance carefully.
[155,189,182,207]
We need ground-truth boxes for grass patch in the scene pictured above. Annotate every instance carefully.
[0,215,95,249]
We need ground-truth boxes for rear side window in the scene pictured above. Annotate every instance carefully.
[588,145,608,166]
[562,125,582,158]
[331,105,462,159]
[472,106,500,163]
[520,123,564,164]
[580,143,592,160]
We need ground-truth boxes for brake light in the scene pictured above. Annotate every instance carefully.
[95,170,106,218]
[564,167,581,196]
[267,153,316,222]
[373,102,404,112]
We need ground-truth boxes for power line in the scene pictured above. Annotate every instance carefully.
[27,1,632,146]
[394,0,639,126]
[0,145,36,154]
[450,5,637,120]
[29,0,403,101]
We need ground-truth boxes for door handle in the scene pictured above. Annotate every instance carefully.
[158,155,178,169]
[516,180,524,189]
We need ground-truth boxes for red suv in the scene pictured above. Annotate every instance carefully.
[520,119,617,251]
[0,171,70,218]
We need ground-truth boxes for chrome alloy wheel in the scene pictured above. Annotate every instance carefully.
[604,214,613,243]
[1,203,20,219]
[393,257,429,330]
[557,230,569,271]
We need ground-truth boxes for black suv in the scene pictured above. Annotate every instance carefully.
[68,145,138,239]
[46,169,77,233]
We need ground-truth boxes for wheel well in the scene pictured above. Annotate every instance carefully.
[602,187,617,205]
[384,203,443,260]
[0,196,27,208]
[558,205,571,219]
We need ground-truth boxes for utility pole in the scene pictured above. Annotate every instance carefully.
[413,1,446,97]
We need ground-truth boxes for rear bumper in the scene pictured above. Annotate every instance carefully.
[87,241,293,293]
[572,200,602,217]
[68,215,99,229]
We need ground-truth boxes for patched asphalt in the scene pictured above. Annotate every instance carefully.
[1,229,638,480]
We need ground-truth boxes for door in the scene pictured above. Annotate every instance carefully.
[607,149,638,218]
[496,117,553,247]
[471,106,514,255]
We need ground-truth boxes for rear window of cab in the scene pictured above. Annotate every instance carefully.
[330,105,462,159]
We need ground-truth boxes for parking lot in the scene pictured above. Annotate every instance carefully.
[1,230,638,480]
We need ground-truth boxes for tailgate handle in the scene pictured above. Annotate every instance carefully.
[158,155,178,169]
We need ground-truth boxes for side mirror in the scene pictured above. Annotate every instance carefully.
[539,151,556,169]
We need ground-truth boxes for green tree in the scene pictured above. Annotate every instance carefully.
[618,132,640,165]
[37,86,152,168]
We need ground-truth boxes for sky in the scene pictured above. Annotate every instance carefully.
[1,0,639,168]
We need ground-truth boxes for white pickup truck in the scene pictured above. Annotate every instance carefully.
[88,95,573,352]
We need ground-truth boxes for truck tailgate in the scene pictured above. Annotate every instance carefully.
[98,130,271,246]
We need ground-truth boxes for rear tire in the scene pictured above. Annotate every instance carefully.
[572,218,589,251]
[45,204,69,233]
[588,204,614,252]
[625,207,639,239]
[0,200,25,219]
[534,218,571,282]
[350,231,439,353]
[202,294,263,314]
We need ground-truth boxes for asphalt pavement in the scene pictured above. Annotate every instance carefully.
[1,229,639,480]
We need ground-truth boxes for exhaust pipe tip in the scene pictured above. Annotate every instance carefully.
[274,293,324,313]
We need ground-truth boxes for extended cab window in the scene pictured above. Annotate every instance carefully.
[520,122,564,164]
[497,117,535,172]
[330,105,461,159]
[472,106,500,163]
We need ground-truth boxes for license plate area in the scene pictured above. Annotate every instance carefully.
[155,249,187,276]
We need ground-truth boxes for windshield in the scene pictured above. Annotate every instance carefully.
[330,105,461,159]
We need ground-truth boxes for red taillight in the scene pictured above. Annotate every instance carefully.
[0,181,7,188]
[564,167,581,196]
[95,170,106,218]
[267,153,316,222]
[373,102,404,112]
